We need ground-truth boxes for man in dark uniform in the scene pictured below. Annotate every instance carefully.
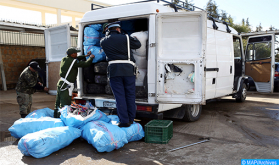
[15,61,49,118]
[100,22,141,127]
[54,47,95,117]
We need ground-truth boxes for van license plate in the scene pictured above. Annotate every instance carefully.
[103,102,116,108]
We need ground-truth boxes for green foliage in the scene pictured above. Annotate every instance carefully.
[255,23,263,32]
[231,24,251,33]
[206,0,219,18]
[172,0,195,11]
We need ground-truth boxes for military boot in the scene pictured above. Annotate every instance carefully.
[54,109,61,118]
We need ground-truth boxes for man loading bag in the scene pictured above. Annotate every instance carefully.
[100,21,141,127]
[54,47,95,118]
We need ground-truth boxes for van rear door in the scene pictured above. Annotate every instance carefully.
[155,11,207,104]
[243,33,276,93]
[44,24,71,95]
[44,24,71,62]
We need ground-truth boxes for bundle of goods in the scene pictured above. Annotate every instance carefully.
[107,115,145,142]
[84,45,106,63]
[83,24,106,63]
[85,62,108,94]
[18,126,81,158]
[81,120,128,152]
[8,117,65,138]
[68,102,95,118]
[25,107,54,118]
[130,31,148,87]
[59,103,111,128]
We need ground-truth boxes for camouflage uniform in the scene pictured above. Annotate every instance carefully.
[15,67,38,115]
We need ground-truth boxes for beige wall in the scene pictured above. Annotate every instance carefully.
[0,0,109,26]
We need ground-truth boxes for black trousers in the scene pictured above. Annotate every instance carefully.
[110,76,136,124]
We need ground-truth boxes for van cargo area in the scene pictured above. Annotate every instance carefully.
[80,18,150,103]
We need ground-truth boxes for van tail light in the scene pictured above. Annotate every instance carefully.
[275,71,279,77]
[137,105,152,112]
[75,99,86,105]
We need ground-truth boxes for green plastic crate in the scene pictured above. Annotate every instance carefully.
[144,120,173,144]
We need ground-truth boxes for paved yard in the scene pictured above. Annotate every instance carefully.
[0,90,278,165]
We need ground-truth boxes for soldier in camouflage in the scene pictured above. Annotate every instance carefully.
[15,61,49,118]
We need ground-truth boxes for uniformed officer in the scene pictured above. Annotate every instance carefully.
[100,21,141,127]
[15,61,49,118]
[54,47,95,117]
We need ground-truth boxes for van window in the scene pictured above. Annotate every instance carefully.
[245,42,271,61]
[233,38,242,59]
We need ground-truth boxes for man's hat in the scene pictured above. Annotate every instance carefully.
[66,47,81,55]
[106,21,121,29]
[102,23,109,34]
[29,61,41,71]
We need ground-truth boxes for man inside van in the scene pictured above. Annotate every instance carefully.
[54,47,95,118]
[100,21,141,127]
[15,61,49,118]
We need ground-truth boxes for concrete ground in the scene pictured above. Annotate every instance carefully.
[0,90,278,165]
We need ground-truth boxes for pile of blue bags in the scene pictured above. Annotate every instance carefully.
[8,105,144,158]
[83,24,106,63]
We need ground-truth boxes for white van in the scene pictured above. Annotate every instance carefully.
[45,1,276,121]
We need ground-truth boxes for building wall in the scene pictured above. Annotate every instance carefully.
[0,45,45,89]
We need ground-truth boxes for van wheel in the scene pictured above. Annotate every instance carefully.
[236,83,247,102]
[182,104,202,122]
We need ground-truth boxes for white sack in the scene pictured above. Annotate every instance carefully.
[136,69,147,86]
[134,54,147,69]
[131,31,148,57]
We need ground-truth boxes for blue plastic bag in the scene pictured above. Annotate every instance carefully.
[88,24,102,31]
[81,121,128,152]
[60,106,111,128]
[107,115,120,125]
[25,108,54,118]
[84,45,106,63]
[8,117,65,139]
[83,27,101,46]
[121,123,145,142]
[18,126,81,158]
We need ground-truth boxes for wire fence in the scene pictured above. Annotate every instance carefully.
[0,30,78,47]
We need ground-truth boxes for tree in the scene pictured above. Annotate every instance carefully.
[206,0,219,18]
[173,0,195,11]
[246,18,250,27]
[255,23,263,32]
[220,10,228,22]
[227,15,234,24]
[241,18,245,26]
[269,25,275,31]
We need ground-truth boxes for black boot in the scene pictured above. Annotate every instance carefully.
[54,109,60,118]
[118,122,131,128]
[21,114,27,118]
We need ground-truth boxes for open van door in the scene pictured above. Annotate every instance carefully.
[155,11,207,104]
[44,24,71,95]
[242,32,277,93]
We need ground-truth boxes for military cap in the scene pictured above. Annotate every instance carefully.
[102,23,109,34]
[66,47,81,55]
[29,61,41,71]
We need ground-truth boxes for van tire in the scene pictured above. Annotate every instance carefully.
[94,62,108,74]
[182,104,202,122]
[236,83,247,102]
